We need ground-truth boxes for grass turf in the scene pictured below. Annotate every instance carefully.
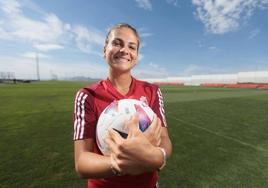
[0,82,268,187]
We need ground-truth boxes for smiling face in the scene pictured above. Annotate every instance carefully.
[103,27,139,75]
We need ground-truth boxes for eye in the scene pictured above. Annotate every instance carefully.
[112,39,122,47]
[129,45,137,51]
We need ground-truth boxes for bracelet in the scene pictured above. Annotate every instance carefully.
[158,147,167,171]
[111,166,121,176]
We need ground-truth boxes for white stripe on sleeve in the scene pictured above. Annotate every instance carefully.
[78,94,88,139]
[74,91,88,140]
[74,92,83,139]
[157,88,167,127]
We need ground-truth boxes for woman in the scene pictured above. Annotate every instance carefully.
[73,23,172,188]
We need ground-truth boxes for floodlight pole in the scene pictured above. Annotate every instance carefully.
[36,52,40,81]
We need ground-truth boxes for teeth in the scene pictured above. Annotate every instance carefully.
[116,57,129,62]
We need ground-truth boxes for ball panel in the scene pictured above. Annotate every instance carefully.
[134,104,151,132]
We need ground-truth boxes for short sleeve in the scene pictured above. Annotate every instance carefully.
[73,90,97,140]
[152,87,167,127]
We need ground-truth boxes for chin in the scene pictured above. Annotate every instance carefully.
[111,66,132,74]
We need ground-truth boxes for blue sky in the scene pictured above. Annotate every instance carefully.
[0,0,268,80]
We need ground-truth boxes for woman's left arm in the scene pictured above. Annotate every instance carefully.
[159,127,172,159]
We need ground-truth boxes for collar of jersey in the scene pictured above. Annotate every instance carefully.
[105,76,136,99]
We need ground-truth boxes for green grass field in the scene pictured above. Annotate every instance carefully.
[0,82,268,188]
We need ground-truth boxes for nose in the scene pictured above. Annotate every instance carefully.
[119,46,130,54]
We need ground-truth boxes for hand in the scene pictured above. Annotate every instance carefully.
[105,114,161,175]
[143,114,162,147]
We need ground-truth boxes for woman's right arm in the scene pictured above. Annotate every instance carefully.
[74,90,115,178]
[74,138,114,179]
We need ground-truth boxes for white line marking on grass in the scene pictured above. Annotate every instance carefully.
[168,113,268,153]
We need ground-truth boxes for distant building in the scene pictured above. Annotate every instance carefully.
[143,71,268,86]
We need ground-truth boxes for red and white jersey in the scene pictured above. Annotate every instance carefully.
[73,77,167,188]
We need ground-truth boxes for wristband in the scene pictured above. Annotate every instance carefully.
[158,147,167,171]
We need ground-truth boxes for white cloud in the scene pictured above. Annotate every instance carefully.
[20,0,46,15]
[21,52,50,59]
[135,0,152,10]
[0,0,21,14]
[0,25,12,40]
[0,55,108,80]
[13,14,64,43]
[73,25,104,46]
[0,0,105,54]
[0,0,108,80]
[192,0,268,34]
[73,25,104,55]
[208,46,217,50]
[0,1,65,43]
[33,43,64,52]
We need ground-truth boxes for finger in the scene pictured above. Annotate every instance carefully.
[157,138,162,146]
[110,153,122,174]
[150,113,158,129]
[153,118,162,146]
[156,116,162,127]
[155,118,162,136]
[152,117,161,132]
[108,129,124,144]
[105,130,123,153]
[105,136,117,153]
[126,113,140,137]
[156,119,163,138]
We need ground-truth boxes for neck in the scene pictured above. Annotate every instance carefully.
[108,70,132,95]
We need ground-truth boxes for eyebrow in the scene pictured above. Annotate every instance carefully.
[113,38,138,46]
[129,42,138,46]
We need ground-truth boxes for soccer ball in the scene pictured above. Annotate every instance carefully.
[96,99,154,155]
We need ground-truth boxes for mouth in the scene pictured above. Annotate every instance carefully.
[114,56,131,63]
